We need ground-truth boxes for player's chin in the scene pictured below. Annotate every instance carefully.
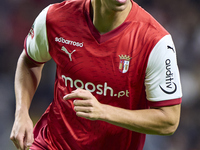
[112,0,130,11]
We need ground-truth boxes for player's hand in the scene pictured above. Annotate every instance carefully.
[10,112,34,150]
[63,89,106,121]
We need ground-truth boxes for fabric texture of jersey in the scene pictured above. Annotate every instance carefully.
[24,0,182,149]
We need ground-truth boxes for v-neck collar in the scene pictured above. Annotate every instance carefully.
[84,0,138,44]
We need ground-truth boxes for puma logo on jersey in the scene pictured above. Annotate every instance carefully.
[61,46,76,61]
[167,45,175,53]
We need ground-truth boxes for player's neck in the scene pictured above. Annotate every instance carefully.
[91,0,132,34]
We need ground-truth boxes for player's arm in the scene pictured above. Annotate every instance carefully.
[95,34,182,135]
[10,5,51,150]
[101,102,181,135]
[10,50,44,150]
[64,89,180,135]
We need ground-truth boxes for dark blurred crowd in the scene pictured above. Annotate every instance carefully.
[0,0,200,149]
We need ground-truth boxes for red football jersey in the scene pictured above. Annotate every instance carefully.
[24,0,182,149]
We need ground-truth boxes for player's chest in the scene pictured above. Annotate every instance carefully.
[49,33,149,102]
[50,36,142,75]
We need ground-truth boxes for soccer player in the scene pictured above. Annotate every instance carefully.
[10,0,182,149]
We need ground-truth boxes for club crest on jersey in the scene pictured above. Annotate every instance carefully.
[118,55,132,73]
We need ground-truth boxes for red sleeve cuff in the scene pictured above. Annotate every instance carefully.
[148,98,182,107]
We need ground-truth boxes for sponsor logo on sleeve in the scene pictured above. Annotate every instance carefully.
[159,59,177,94]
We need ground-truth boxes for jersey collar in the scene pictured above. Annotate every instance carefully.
[84,0,138,44]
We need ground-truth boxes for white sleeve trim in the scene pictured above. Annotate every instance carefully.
[145,35,182,102]
[26,5,51,63]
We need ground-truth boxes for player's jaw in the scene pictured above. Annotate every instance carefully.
[100,0,131,12]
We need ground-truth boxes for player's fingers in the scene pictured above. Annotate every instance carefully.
[11,134,24,150]
[76,111,96,120]
[10,131,20,149]
[18,135,25,150]
[25,130,34,149]
[74,106,93,113]
[73,99,93,107]
[63,89,91,100]
[10,137,20,149]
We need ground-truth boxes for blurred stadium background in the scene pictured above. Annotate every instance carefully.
[0,0,200,149]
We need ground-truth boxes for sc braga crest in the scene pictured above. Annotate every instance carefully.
[118,55,132,73]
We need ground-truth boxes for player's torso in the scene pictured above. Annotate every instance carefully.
[44,1,167,149]
[45,0,162,109]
